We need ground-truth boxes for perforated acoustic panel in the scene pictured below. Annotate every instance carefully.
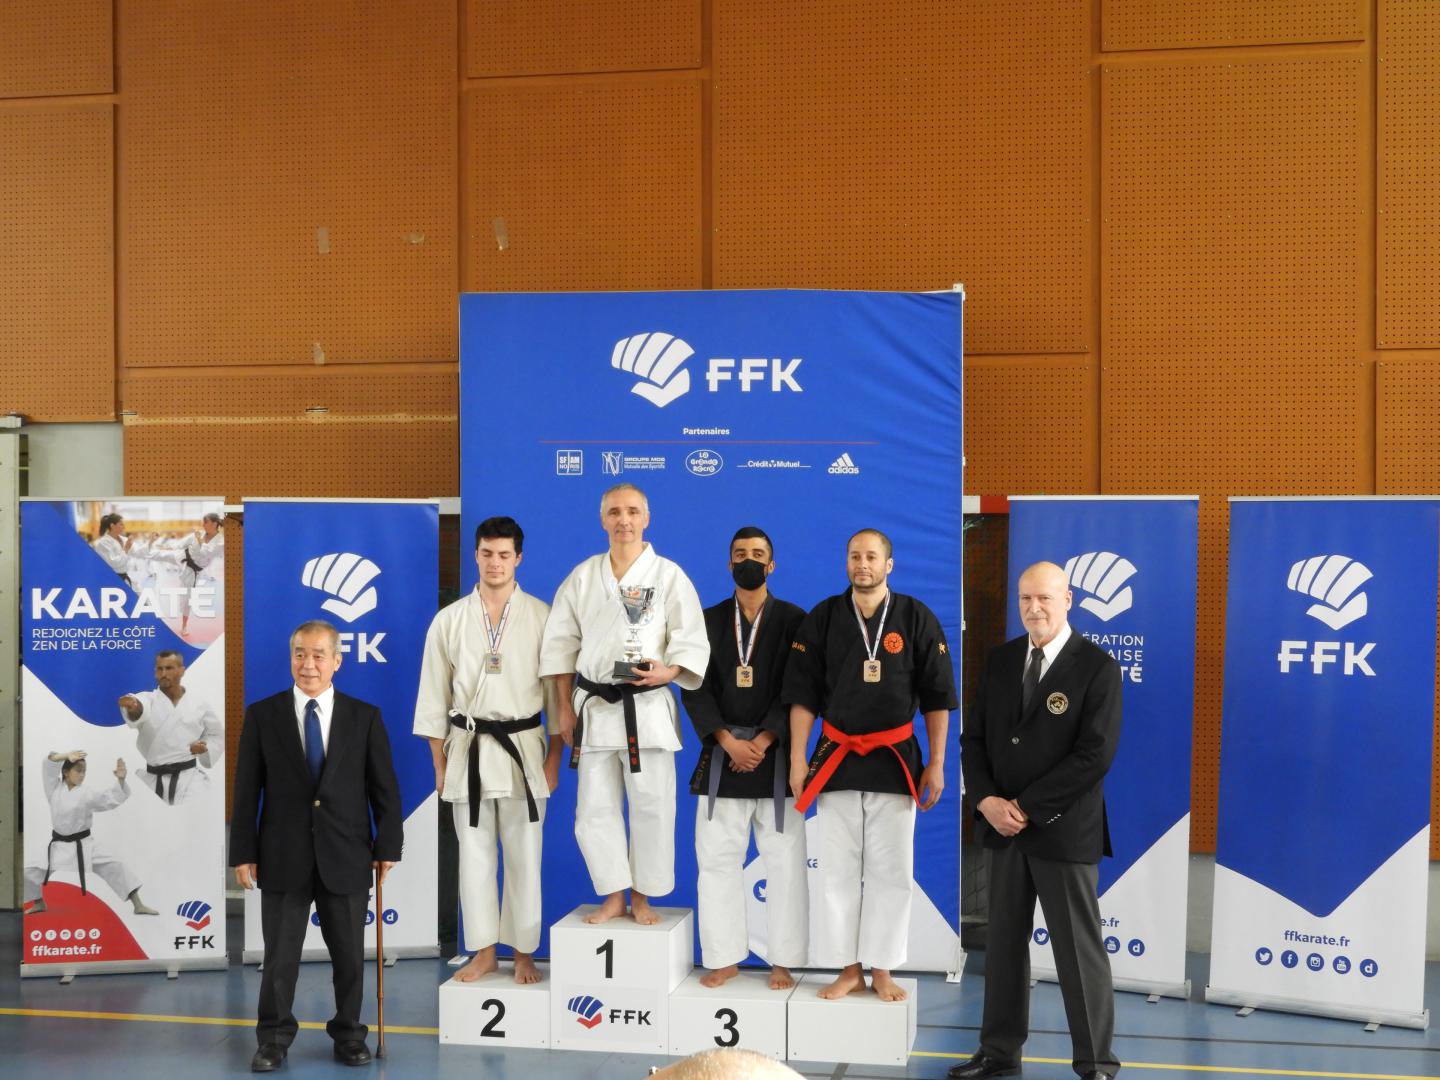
[1378,0,1440,347]
[0,0,111,98]
[464,77,702,291]
[118,0,456,367]
[467,0,699,77]
[713,0,1088,355]
[0,106,113,420]
[121,366,457,499]
[1101,57,1366,849]
[964,359,1095,494]
[1101,0,1363,52]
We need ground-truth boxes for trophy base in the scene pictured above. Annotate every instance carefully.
[613,660,650,680]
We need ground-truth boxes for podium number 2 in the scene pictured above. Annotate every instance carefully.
[597,939,614,979]
[480,998,506,1038]
[714,1007,739,1047]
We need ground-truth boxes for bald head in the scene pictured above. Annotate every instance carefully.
[650,1048,803,1080]
[1017,561,1071,647]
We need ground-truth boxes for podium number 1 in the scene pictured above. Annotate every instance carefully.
[597,939,614,979]
[714,1007,739,1047]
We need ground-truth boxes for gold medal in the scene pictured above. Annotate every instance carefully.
[863,659,882,683]
[486,653,503,675]
[736,665,754,688]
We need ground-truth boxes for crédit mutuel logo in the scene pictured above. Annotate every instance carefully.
[611,332,803,409]
[1278,554,1375,677]
[1066,552,1144,685]
[299,553,387,662]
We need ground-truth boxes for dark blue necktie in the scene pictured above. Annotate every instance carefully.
[303,698,325,783]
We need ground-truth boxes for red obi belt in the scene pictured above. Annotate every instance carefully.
[793,720,917,813]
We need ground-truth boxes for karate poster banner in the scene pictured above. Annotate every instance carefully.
[20,498,227,975]
[461,288,964,970]
[1208,498,1437,1028]
[242,499,439,961]
[1007,496,1196,998]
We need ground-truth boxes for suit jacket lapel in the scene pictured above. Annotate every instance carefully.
[1020,631,1082,725]
[319,693,350,787]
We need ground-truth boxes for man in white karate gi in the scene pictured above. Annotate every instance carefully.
[118,650,222,805]
[414,516,562,984]
[540,482,710,925]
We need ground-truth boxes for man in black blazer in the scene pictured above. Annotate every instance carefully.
[231,620,404,1072]
[953,562,1122,1080]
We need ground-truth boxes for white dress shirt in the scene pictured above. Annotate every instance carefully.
[293,684,335,754]
[1024,621,1072,686]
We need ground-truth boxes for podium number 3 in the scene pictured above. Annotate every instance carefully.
[480,998,506,1038]
[597,939,614,979]
[714,1007,739,1047]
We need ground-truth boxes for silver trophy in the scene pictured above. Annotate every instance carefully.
[613,585,656,679]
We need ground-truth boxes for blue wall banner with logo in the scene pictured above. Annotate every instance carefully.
[241,498,439,961]
[460,288,964,970]
[1207,498,1437,1028]
[21,498,228,976]
[1007,496,1197,998]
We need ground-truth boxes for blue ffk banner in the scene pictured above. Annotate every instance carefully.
[1207,498,1437,1028]
[1007,496,1197,997]
[241,498,439,960]
[461,288,964,968]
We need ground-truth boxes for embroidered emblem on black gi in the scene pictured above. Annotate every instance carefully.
[1046,692,1069,715]
[791,641,806,652]
[883,631,904,654]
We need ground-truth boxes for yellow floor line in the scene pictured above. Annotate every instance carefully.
[911,1051,1439,1080]
[2,1009,1434,1079]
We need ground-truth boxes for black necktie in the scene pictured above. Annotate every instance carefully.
[1022,646,1044,712]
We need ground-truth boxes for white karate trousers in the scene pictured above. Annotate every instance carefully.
[814,790,915,970]
[23,841,141,905]
[453,797,546,954]
[574,748,675,898]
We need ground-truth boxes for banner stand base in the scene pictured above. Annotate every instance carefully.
[945,947,968,983]
[1205,985,1429,1031]
[1033,968,1188,1000]
[21,956,229,979]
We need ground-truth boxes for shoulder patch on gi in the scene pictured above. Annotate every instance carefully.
[1046,691,1069,715]
[938,641,949,654]
[790,640,806,652]
[883,631,904,654]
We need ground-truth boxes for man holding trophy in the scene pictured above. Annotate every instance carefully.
[540,483,710,924]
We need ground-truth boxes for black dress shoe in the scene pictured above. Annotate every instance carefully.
[250,1043,286,1072]
[946,1052,1021,1080]
[333,1040,373,1066]
[1080,1073,1112,1080]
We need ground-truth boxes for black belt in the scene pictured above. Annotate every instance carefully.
[45,829,92,896]
[573,674,663,772]
[449,712,543,826]
[706,726,788,834]
[147,759,197,804]
[183,550,204,574]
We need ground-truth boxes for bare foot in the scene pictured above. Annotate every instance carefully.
[27,900,47,915]
[630,893,661,925]
[769,965,795,990]
[817,963,866,999]
[585,892,628,924]
[701,964,739,988]
[513,953,542,984]
[455,946,498,983]
[872,969,907,1001]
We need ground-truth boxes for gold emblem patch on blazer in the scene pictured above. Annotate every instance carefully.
[1046,692,1069,715]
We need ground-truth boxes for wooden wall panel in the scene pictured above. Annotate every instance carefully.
[713,0,1089,356]
[467,0,699,77]
[121,366,457,498]
[1102,0,1363,52]
[0,0,111,98]
[0,106,113,421]
[464,76,702,291]
[118,0,457,368]
[1378,0,1440,348]
[964,358,1095,494]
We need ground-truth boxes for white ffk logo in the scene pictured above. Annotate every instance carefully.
[301,553,381,622]
[1287,554,1371,630]
[612,332,693,408]
[1064,551,1136,622]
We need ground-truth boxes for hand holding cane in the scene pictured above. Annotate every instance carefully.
[374,864,386,1058]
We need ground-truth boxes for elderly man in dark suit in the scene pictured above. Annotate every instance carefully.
[231,620,403,1072]
[953,562,1123,1080]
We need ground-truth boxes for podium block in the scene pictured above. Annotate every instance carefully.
[549,905,693,1054]
[438,964,551,1049]
[668,970,793,1059]
[786,974,918,1067]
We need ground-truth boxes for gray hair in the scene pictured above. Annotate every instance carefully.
[599,482,648,514]
[290,619,341,654]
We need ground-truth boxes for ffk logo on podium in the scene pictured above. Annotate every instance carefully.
[568,995,605,1029]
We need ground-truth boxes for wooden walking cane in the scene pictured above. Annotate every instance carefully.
[375,867,386,1058]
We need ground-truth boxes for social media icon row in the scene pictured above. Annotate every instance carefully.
[1254,947,1377,977]
[1034,929,1144,957]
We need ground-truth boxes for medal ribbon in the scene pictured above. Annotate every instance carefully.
[850,590,891,665]
[733,596,766,670]
[481,593,512,660]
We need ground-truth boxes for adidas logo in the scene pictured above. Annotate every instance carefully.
[828,453,859,475]
[611,332,693,408]
[1064,551,1136,622]
[301,553,381,622]
[1286,554,1371,630]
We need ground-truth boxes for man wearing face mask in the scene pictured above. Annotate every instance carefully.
[681,527,809,990]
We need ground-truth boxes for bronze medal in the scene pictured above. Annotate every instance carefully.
[486,653,503,675]
[736,665,754,688]
[863,659,882,683]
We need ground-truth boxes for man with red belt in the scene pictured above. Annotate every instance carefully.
[784,528,955,1001]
